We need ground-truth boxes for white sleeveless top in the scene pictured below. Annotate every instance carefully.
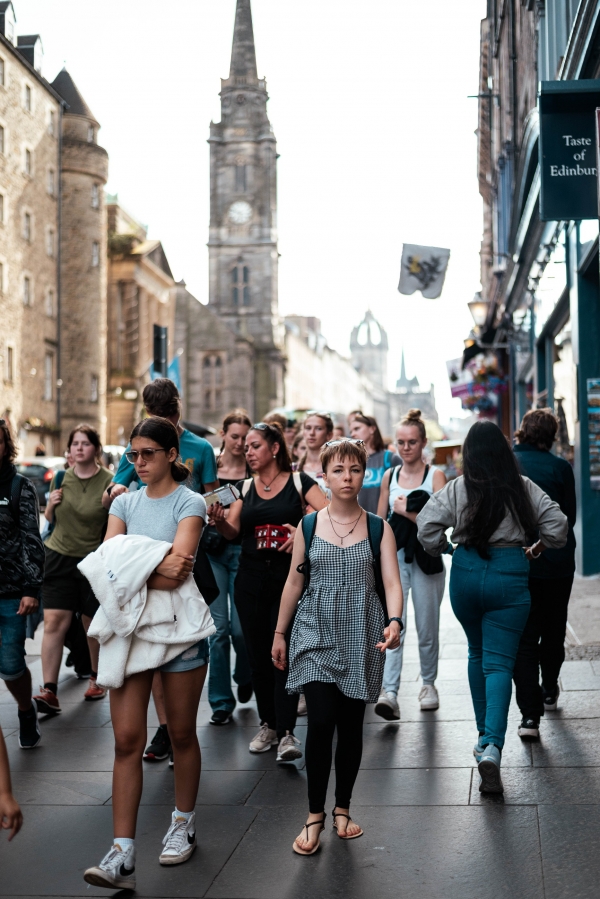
[388,464,437,514]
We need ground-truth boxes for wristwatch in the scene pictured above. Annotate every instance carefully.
[388,616,404,632]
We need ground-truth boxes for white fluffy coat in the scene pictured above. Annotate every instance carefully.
[79,533,215,689]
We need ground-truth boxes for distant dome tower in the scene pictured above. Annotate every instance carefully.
[52,69,109,444]
[350,310,389,388]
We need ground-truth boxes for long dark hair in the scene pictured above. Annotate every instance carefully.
[218,409,252,468]
[462,420,537,558]
[130,417,190,483]
[67,423,103,461]
[249,422,292,472]
[352,413,385,453]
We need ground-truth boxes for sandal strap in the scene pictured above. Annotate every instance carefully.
[303,815,326,836]
[332,811,351,822]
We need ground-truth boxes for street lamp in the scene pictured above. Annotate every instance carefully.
[468,293,490,328]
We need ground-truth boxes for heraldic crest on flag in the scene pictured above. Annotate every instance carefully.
[398,244,451,299]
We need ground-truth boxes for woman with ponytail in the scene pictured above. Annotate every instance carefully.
[84,417,209,888]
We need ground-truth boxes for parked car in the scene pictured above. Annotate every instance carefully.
[15,456,66,509]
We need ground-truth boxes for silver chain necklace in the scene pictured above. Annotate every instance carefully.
[327,507,363,546]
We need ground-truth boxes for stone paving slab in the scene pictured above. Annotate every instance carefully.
[469,766,600,805]
[539,805,600,899]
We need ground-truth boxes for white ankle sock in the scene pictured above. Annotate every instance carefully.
[174,808,193,821]
[114,837,135,851]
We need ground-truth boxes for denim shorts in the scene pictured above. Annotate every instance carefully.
[158,639,210,673]
[0,599,28,681]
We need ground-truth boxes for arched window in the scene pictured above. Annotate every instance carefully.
[231,264,250,306]
[235,165,246,192]
[202,354,225,411]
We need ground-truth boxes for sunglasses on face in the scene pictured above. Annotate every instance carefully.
[125,448,168,463]
[323,438,365,447]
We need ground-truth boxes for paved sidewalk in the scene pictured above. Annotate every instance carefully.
[1,583,599,899]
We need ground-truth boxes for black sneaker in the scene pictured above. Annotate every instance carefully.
[237,682,253,704]
[517,716,540,739]
[210,710,232,726]
[169,748,174,768]
[143,725,171,761]
[18,699,41,749]
[542,683,560,711]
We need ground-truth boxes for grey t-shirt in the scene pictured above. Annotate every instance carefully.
[110,485,207,543]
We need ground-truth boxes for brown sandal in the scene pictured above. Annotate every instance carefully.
[292,814,326,856]
[332,808,363,840]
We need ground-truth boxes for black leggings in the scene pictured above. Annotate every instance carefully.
[304,681,366,814]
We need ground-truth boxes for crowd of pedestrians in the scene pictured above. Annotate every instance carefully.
[0,388,575,878]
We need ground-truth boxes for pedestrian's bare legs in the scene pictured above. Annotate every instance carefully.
[161,666,206,812]
[110,670,154,837]
[40,609,72,685]
[4,668,33,712]
[81,614,99,674]
[152,671,167,726]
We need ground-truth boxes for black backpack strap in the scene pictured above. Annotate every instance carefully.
[297,511,318,586]
[54,469,66,490]
[366,512,389,624]
[9,474,25,524]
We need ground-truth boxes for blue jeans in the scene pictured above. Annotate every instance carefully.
[207,545,251,713]
[450,546,530,749]
[0,599,28,681]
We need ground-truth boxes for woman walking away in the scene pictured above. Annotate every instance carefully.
[0,419,44,749]
[417,420,567,794]
[298,411,334,495]
[206,410,253,725]
[35,425,113,711]
[349,413,401,514]
[83,418,212,889]
[512,409,577,739]
[376,410,446,719]
[272,438,403,855]
[211,422,327,761]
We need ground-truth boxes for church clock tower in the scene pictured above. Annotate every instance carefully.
[208,0,284,418]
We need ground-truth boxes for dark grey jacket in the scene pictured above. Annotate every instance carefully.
[0,462,44,600]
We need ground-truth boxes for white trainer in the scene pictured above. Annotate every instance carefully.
[159,811,196,865]
[83,843,136,890]
[297,693,307,716]
[374,689,400,721]
[276,733,303,762]
[419,684,439,710]
[249,723,278,753]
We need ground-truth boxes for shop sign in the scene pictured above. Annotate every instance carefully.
[539,80,600,221]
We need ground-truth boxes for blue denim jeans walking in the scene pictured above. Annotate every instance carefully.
[0,598,28,681]
[207,545,252,713]
[450,546,530,749]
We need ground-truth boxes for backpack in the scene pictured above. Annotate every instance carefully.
[298,511,389,624]
[41,469,66,542]
[9,474,25,524]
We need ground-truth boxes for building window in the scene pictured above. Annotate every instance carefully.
[87,124,94,143]
[231,264,250,306]
[24,147,31,175]
[0,193,5,224]
[46,229,55,258]
[44,353,53,401]
[0,261,4,292]
[23,276,31,305]
[90,374,99,403]
[0,125,5,155]
[23,212,31,241]
[48,109,55,136]
[5,344,14,382]
[235,164,246,192]
[24,84,31,112]
[91,241,99,267]
[91,184,99,208]
[0,58,5,87]
[47,168,55,196]
[45,288,54,317]
[202,354,224,411]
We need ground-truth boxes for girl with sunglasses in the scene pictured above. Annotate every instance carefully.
[211,421,327,761]
[84,418,209,888]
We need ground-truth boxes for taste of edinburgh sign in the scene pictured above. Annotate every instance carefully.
[539,79,600,221]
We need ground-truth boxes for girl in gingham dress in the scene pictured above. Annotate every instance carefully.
[272,439,404,856]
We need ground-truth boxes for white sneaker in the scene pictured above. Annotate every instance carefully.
[83,843,136,890]
[159,811,196,865]
[276,733,303,762]
[297,693,307,716]
[374,689,400,721]
[419,684,439,710]
[249,723,278,753]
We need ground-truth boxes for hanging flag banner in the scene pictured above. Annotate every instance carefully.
[398,244,451,299]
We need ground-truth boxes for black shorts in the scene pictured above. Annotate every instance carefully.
[42,547,99,618]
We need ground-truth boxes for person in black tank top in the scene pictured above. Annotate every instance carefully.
[212,422,327,762]
[205,411,254,726]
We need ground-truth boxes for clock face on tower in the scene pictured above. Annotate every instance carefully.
[228,201,252,224]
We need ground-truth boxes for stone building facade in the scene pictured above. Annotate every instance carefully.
[0,3,62,454]
[105,198,176,445]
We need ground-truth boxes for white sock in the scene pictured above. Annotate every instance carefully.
[114,837,135,852]
[174,808,193,822]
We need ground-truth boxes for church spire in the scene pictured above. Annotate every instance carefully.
[229,0,258,81]
[400,348,407,383]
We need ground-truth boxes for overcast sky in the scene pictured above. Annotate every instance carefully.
[20,0,486,425]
